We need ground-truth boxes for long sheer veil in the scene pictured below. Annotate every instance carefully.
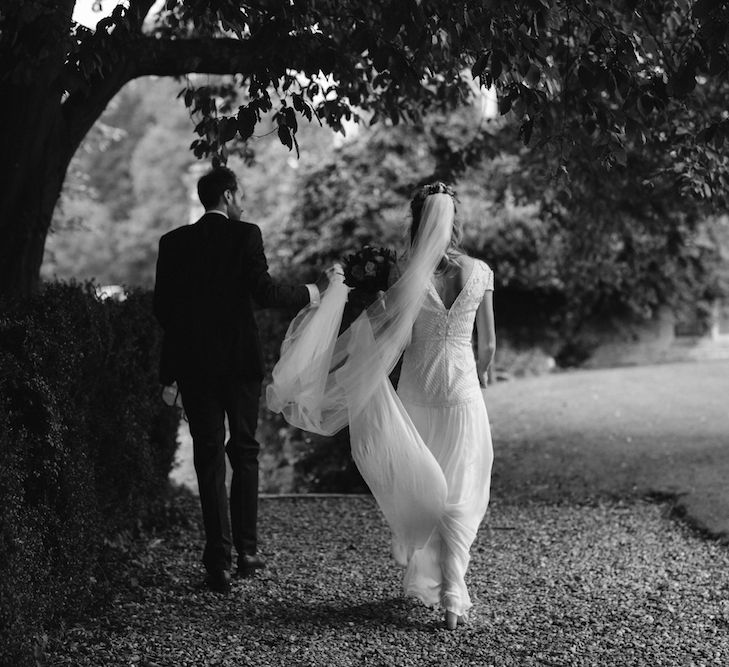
[266,193,454,556]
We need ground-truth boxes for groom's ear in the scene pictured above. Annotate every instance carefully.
[221,190,233,208]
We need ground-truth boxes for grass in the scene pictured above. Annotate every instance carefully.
[486,359,729,540]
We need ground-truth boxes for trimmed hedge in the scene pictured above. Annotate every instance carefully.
[0,282,179,666]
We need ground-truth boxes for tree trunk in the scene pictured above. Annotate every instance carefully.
[0,0,79,299]
[0,92,70,299]
[0,60,134,299]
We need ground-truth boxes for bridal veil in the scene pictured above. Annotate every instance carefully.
[266,194,454,556]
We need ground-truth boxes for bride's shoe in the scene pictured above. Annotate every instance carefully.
[445,610,459,630]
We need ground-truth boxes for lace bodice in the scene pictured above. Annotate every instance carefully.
[397,260,494,407]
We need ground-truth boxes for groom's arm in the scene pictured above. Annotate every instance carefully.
[244,223,318,309]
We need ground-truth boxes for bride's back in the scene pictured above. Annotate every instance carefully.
[398,255,490,407]
[430,255,475,310]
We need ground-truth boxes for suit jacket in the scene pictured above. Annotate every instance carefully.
[153,212,310,383]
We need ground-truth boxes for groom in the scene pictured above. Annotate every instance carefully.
[154,165,325,594]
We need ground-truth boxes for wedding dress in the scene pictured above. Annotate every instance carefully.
[396,260,494,616]
[266,194,494,618]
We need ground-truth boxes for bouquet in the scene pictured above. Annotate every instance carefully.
[340,245,397,331]
[342,245,397,293]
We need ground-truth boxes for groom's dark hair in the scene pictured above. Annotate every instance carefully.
[198,166,238,209]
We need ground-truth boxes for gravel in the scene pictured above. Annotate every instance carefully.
[44,495,729,667]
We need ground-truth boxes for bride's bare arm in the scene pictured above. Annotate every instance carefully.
[476,290,496,386]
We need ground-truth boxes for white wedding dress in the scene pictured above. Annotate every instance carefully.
[266,194,494,618]
[395,260,494,617]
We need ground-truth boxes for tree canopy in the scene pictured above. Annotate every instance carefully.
[1,0,728,297]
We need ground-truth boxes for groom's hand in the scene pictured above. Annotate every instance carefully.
[315,270,330,295]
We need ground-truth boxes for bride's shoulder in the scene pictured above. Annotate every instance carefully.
[474,258,495,290]
[458,255,490,275]
[463,257,494,290]
[477,258,493,274]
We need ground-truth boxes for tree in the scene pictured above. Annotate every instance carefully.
[1,0,728,297]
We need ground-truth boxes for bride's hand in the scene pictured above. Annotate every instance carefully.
[477,360,490,387]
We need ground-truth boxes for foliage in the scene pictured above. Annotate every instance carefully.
[167,0,729,207]
[2,0,729,296]
[270,102,729,361]
[0,282,180,666]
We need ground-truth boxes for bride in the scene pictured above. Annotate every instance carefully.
[267,183,495,630]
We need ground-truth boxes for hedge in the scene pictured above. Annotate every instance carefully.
[0,282,179,666]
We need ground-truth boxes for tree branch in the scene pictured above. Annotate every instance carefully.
[131,36,260,78]
[61,36,263,157]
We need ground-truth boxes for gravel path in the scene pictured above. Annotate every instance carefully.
[45,495,729,667]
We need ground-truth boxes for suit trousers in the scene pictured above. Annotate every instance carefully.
[177,373,262,573]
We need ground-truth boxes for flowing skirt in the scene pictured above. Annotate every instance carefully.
[396,394,494,616]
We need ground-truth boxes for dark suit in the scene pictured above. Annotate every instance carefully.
[154,211,309,573]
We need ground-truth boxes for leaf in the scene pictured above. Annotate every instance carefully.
[512,96,526,119]
[236,107,256,141]
[219,117,237,143]
[498,94,512,115]
[491,57,503,80]
[292,94,306,113]
[278,124,293,150]
[284,106,298,134]
[472,51,490,78]
[491,49,506,79]
[525,64,540,87]
[697,124,717,144]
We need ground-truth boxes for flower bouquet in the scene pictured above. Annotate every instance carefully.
[340,245,397,332]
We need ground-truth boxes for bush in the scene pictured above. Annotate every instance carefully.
[0,282,179,666]
[254,307,367,494]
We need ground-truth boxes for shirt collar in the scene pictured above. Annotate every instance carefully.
[206,209,228,219]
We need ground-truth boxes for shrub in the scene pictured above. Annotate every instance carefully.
[0,282,179,666]
[254,307,367,494]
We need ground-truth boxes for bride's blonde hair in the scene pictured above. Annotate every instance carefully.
[409,182,463,269]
